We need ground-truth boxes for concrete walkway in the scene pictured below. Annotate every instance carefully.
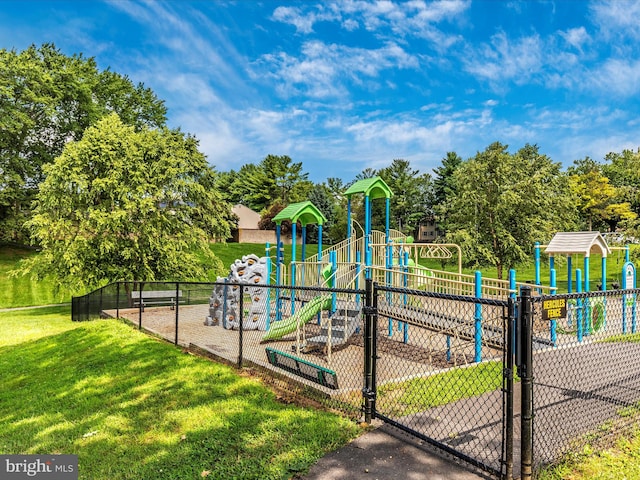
[300,422,494,480]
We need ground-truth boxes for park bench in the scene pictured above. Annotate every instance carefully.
[131,290,183,311]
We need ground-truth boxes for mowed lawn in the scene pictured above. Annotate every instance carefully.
[0,306,362,479]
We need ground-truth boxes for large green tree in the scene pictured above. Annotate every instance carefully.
[0,43,166,242]
[446,143,577,278]
[19,113,232,292]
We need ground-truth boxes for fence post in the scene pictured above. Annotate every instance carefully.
[504,297,515,480]
[138,282,143,330]
[518,286,534,480]
[238,284,244,368]
[175,282,180,346]
[363,278,377,423]
[116,282,120,319]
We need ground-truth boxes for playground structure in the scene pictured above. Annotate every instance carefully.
[534,231,637,345]
[205,176,637,372]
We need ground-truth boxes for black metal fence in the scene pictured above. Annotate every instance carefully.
[371,283,514,478]
[72,281,640,479]
[528,288,640,474]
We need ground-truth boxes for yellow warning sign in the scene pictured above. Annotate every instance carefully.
[542,298,566,320]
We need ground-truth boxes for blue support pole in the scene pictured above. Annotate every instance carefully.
[534,242,541,288]
[385,197,390,245]
[403,251,409,344]
[347,198,352,263]
[550,268,557,346]
[584,256,591,336]
[364,195,371,278]
[584,256,590,292]
[275,225,282,321]
[601,257,607,292]
[576,269,583,342]
[567,255,573,293]
[291,222,297,316]
[474,270,482,362]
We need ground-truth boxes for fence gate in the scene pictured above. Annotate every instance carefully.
[364,281,515,479]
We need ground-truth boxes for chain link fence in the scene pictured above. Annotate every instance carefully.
[530,288,640,474]
[373,283,514,478]
[72,280,640,479]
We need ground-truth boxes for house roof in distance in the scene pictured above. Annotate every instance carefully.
[232,204,261,230]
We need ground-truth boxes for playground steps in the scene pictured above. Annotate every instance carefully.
[306,303,361,347]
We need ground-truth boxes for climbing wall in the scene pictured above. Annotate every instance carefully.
[205,254,271,330]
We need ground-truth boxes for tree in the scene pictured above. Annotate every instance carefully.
[446,142,576,278]
[602,148,640,215]
[568,169,635,231]
[378,159,433,234]
[307,183,346,245]
[218,155,312,212]
[19,113,232,292]
[0,44,166,242]
[432,152,463,235]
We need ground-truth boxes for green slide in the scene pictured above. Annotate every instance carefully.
[262,294,332,341]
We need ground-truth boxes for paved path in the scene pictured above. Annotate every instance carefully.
[300,422,493,480]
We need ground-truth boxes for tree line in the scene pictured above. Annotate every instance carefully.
[2,44,640,290]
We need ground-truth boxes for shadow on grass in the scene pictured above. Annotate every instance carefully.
[0,320,360,479]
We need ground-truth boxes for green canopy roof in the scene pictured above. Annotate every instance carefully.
[344,176,393,200]
[272,201,328,226]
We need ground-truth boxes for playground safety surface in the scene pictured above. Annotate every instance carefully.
[109,304,489,399]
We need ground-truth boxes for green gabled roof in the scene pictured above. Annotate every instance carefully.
[272,201,328,226]
[344,176,393,200]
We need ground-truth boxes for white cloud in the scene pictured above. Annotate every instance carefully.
[559,26,591,51]
[590,0,640,40]
[271,4,341,34]
[269,0,468,49]
[464,32,544,86]
[588,58,640,97]
[253,40,418,99]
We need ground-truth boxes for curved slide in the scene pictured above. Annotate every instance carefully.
[262,294,332,341]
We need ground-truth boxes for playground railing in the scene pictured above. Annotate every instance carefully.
[306,235,365,265]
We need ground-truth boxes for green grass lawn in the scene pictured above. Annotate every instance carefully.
[0,247,71,308]
[538,428,640,480]
[0,243,316,307]
[0,306,362,479]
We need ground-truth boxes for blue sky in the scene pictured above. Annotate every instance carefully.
[2,0,640,182]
